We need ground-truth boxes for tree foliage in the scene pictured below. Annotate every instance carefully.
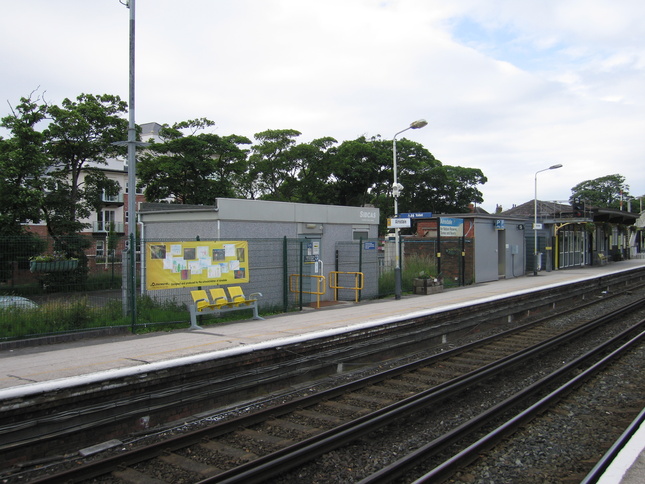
[42,93,128,238]
[138,119,251,204]
[570,174,630,210]
[1,91,490,240]
[1,92,128,242]
[0,94,48,235]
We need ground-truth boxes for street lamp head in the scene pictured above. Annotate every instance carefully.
[549,164,563,170]
[410,119,428,129]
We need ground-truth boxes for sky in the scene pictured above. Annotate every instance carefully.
[2,0,644,213]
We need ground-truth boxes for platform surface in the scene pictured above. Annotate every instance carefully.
[1,259,644,392]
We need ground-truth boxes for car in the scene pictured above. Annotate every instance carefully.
[0,295,38,309]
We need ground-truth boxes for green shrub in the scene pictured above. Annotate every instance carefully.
[378,254,438,296]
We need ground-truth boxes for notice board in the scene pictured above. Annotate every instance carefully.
[146,240,249,290]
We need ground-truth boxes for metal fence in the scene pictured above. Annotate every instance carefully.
[403,238,475,287]
[0,235,384,342]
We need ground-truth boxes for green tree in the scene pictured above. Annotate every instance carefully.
[138,119,251,203]
[384,139,486,214]
[0,94,49,235]
[42,93,128,238]
[570,174,630,210]
[1,92,128,288]
[245,129,302,200]
[274,136,338,203]
[327,136,486,231]
[329,136,389,207]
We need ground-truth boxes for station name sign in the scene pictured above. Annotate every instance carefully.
[439,217,464,237]
[387,218,411,228]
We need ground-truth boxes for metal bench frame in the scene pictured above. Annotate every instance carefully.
[189,287,264,330]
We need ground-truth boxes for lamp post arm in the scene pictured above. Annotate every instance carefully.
[392,126,411,192]
[533,164,563,276]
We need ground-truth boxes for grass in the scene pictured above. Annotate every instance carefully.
[0,292,284,341]
[1,254,442,341]
[378,254,438,296]
[0,298,125,340]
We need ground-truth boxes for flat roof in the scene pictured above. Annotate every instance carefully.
[139,199,380,225]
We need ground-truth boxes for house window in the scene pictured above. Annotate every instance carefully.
[96,240,105,257]
[97,210,116,231]
[125,182,143,195]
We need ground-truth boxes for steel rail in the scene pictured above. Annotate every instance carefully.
[580,407,645,484]
[409,328,645,483]
[30,299,645,483]
[360,322,645,483]
[194,303,645,483]
[9,281,637,455]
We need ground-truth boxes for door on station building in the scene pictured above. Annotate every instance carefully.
[297,237,323,306]
[558,227,588,268]
[497,228,506,279]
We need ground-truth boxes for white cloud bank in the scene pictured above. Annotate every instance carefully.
[2,0,644,213]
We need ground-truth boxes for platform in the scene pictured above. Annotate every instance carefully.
[0,259,642,393]
[1,259,644,482]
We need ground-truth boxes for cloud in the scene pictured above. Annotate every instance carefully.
[2,0,644,212]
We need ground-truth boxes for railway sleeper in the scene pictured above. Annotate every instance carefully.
[159,452,222,478]
[198,441,258,462]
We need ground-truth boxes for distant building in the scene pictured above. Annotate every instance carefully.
[502,200,639,270]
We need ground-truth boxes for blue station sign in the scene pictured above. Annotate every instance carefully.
[399,212,433,219]
[439,217,464,237]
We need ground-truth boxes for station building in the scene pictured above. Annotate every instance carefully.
[399,213,527,285]
[138,199,381,309]
[502,201,641,271]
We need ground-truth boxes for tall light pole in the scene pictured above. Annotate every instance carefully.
[393,119,428,299]
[533,164,563,276]
[116,0,148,327]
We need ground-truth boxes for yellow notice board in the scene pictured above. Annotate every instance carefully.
[146,241,249,290]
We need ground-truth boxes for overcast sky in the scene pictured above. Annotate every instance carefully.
[2,0,644,213]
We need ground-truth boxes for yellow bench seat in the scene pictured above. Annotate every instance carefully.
[189,286,263,329]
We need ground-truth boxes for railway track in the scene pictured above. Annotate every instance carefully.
[18,291,645,483]
[359,324,645,483]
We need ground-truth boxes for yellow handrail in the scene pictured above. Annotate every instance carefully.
[328,271,364,303]
[289,274,326,308]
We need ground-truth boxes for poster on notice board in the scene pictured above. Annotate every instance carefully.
[146,240,249,290]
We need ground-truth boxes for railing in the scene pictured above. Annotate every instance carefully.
[329,271,364,303]
[102,193,124,203]
[289,274,326,309]
[92,221,125,233]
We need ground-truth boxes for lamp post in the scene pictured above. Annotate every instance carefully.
[393,119,428,299]
[115,0,149,327]
[533,164,563,276]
